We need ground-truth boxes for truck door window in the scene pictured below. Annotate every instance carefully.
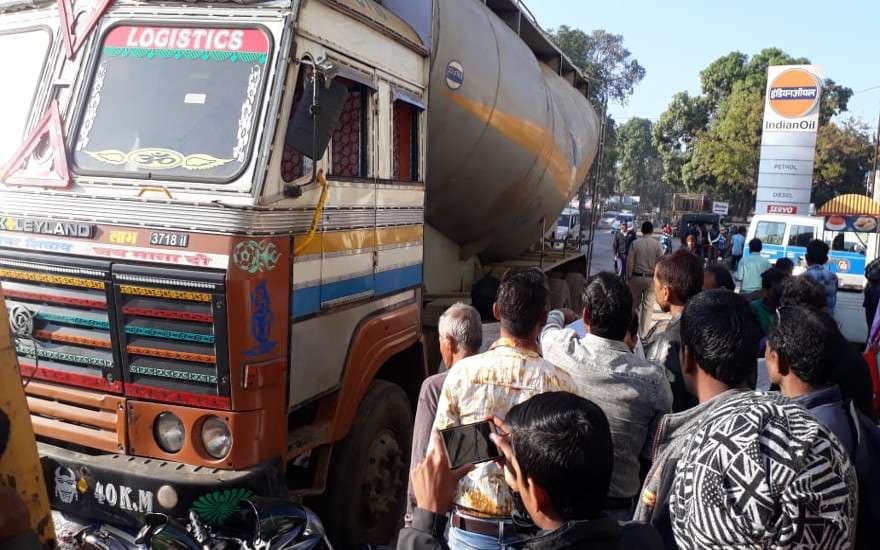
[72,25,272,183]
[0,28,52,166]
[393,100,420,181]
[330,80,369,178]
[787,225,814,247]
[755,221,785,246]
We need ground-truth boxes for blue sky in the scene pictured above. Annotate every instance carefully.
[529,0,880,129]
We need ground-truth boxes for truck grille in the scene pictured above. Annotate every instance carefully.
[113,266,229,409]
[0,254,120,392]
[0,252,230,409]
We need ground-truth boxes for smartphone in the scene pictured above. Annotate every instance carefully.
[440,420,501,469]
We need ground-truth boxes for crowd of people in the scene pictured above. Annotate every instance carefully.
[398,247,880,550]
[680,223,746,267]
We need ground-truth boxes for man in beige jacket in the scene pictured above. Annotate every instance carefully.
[627,221,664,337]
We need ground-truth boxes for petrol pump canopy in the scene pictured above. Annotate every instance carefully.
[818,194,880,216]
[818,194,880,234]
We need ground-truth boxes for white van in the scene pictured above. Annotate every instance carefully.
[553,207,581,245]
[747,213,878,343]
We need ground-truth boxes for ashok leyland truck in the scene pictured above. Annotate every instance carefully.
[0,0,598,543]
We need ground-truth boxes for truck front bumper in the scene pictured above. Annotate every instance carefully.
[39,441,286,529]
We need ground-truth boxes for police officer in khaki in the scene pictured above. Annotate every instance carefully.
[627,221,664,338]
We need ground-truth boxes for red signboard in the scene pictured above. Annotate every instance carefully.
[104,26,270,53]
[767,204,798,214]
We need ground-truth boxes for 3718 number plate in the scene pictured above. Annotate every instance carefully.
[149,231,189,248]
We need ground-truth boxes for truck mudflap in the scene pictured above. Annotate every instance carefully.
[38,442,287,529]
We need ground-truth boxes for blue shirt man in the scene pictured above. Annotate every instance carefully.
[735,238,771,293]
[803,239,839,312]
[731,231,745,257]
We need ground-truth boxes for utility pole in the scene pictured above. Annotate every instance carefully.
[872,108,880,202]
[584,91,609,277]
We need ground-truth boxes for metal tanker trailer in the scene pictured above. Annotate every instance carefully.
[427,0,600,261]
[385,0,600,295]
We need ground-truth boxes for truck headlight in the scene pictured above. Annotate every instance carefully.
[154,412,185,453]
[201,416,232,459]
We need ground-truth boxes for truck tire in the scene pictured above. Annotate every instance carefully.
[319,380,413,546]
[548,278,571,310]
[565,273,586,314]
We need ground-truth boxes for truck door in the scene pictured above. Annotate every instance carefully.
[753,219,786,262]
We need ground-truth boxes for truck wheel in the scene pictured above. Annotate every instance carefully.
[548,278,571,310]
[565,273,586,314]
[320,380,413,546]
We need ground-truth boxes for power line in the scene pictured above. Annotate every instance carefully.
[854,85,880,95]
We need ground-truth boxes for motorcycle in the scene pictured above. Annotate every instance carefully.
[66,497,332,550]
[661,231,673,255]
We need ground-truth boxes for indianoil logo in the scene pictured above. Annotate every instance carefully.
[768,68,821,118]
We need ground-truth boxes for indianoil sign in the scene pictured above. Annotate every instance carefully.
[755,65,824,216]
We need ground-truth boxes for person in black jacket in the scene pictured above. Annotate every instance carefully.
[864,258,880,332]
[779,276,877,421]
[398,393,662,550]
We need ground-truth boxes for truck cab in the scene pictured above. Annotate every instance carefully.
[1,0,430,543]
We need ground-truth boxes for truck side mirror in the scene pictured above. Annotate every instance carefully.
[284,74,349,174]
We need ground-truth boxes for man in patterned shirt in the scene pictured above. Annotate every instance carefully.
[804,239,839,313]
[634,289,762,547]
[431,268,576,550]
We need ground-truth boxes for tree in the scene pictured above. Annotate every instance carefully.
[699,52,748,113]
[549,26,645,204]
[657,47,855,215]
[812,119,873,206]
[684,84,765,214]
[617,118,663,205]
[549,26,646,105]
[595,117,619,198]
[652,92,710,190]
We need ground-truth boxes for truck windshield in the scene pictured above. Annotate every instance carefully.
[0,28,51,166]
[73,25,271,183]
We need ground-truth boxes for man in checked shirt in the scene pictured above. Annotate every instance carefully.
[431,268,576,550]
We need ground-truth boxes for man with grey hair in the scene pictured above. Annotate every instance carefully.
[406,303,482,524]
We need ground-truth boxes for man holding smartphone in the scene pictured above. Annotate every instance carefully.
[431,268,577,549]
[400,393,662,549]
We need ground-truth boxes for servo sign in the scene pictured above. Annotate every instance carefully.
[1,216,96,239]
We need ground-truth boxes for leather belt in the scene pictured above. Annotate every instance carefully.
[451,510,517,538]
[632,271,654,278]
